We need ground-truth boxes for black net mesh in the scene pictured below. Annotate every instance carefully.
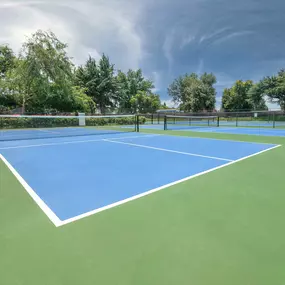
[0,115,139,141]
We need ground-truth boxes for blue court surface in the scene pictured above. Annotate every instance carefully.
[0,132,278,226]
[138,124,285,137]
[184,126,285,136]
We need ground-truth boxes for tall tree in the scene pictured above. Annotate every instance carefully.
[167,75,185,105]
[0,45,18,112]
[75,56,99,113]
[130,91,160,114]
[0,45,16,78]
[221,80,254,111]
[76,54,117,114]
[259,69,285,110]
[97,54,118,114]
[247,83,268,110]
[116,69,154,113]
[5,30,85,113]
[168,72,216,112]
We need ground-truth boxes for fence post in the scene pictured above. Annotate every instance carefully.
[164,116,167,130]
[273,112,276,128]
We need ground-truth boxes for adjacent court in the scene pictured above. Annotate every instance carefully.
[139,123,285,137]
[0,131,279,226]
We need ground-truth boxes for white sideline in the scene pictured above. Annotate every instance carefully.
[0,134,161,150]
[59,144,281,226]
[103,139,233,162]
[0,153,62,227]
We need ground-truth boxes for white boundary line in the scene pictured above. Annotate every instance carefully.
[103,139,233,162]
[38,129,61,134]
[0,140,281,228]
[59,144,281,226]
[0,134,161,150]
[0,153,62,227]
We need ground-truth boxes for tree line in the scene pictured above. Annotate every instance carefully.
[167,72,285,112]
[1,29,284,115]
[0,30,162,115]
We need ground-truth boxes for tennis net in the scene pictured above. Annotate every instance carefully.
[164,115,219,130]
[0,114,138,141]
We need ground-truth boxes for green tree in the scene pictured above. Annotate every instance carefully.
[247,83,268,110]
[75,56,99,113]
[116,69,154,113]
[0,45,18,112]
[0,45,16,78]
[5,30,83,113]
[97,54,118,114]
[259,70,285,110]
[0,77,18,111]
[130,91,160,114]
[168,72,216,112]
[72,86,96,113]
[221,80,254,111]
[221,88,232,111]
[167,75,185,104]
[76,55,117,114]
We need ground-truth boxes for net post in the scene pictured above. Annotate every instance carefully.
[158,113,160,124]
[236,113,238,127]
[208,118,210,126]
[78,113,86,126]
[151,113,154,124]
[136,115,139,132]
[273,112,276,128]
[164,116,167,130]
[217,116,220,127]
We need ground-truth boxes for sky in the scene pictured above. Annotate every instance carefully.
[0,0,285,109]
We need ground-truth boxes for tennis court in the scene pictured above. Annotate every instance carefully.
[138,115,285,137]
[137,123,285,136]
[0,128,279,226]
[1,114,285,285]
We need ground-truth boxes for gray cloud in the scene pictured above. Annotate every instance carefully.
[1,0,285,108]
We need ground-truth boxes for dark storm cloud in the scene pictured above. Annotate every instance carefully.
[139,0,285,107]
[1,0,284,108]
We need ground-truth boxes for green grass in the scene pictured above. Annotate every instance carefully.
[1,130,285,285]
